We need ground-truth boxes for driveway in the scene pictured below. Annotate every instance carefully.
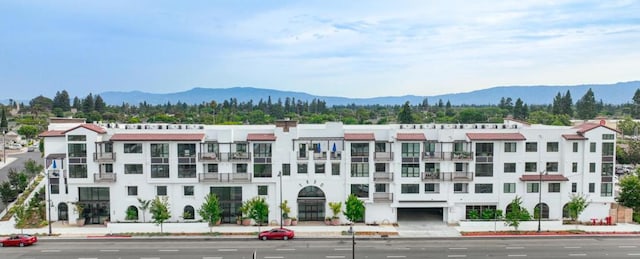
[396,208,461,237]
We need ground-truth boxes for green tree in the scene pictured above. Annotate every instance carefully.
[505,196,530,231]
[94,95,106,113]
[279,200,291,219]
[397,101,414,123]
[17,125,39,140]
[198,193,223,228]
[150,196,170,233]
[616,174,640,213]
[567,193,589,222]
[575,88,597,119]
[0,108,7,131]
[343,194,365,223]
[248,196,269,226]
[328,201,342,219]
[24,159,43,176]
[633,89,640,117]
[0,181,18,203]
[137,198,151,222]
[12,204,29,234]
[52,90,71,112]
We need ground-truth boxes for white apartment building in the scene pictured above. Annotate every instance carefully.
[39,118,617,225]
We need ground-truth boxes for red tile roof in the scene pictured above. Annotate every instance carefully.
[397,133,426,141]
[573,122,620,134]
[247,133,276,141]
[110,133,205,141]
[39,130,66,137]
[519,174,569,181]
[344,133,375,141]
[562,134,588,140]
[64,124,107,134]
[466,133,526,141]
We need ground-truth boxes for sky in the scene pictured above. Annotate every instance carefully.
[1,0,640,100]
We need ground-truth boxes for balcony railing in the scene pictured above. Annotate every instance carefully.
[373,192,393,202]
[198,172,251,182]
[93,173,116,182]
[47,169,67,178]
[374,152,393,161]
[422,171,473,181]
[93,152,115,162]
[220,152,251,162]
[329,151,342,160]
[198,172,220,182]
[422,171,441,181]
[198,152,220,162]
[422,152,444,161]
[451,151,474,161]
[313,152,327,160]
[373,172,393,182]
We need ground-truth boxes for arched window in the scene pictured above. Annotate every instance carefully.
[58,202,69,221]
[184,205,195,220]
[126,206,139,220]
[534,203,549,219]
[562,203,570,219]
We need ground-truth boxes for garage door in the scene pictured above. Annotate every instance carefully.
[397,208,443,221]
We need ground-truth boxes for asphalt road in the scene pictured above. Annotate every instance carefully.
[0,149,43,212]
[2,237,640,259]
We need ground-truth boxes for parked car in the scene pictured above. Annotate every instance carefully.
[27,146,36,152]
[258,228,295,240]
[0,234,38,247]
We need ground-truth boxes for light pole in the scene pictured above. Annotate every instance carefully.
[47,161,56,236]
[279,171,283,229]
[537,170,546,233]
[349,225,355,259]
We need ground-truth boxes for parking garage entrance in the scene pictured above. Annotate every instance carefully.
[397,208,445,222]
[297,186,326,221]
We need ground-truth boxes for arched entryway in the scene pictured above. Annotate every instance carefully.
[57,202,68,221]
[297,186,326,221]
[534,203,550,219]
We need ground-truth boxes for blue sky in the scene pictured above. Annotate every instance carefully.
[2,0,639,100]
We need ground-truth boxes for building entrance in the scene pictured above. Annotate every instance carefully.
[297,186,325,221]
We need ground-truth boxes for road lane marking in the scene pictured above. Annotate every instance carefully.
[334,248,352,251]
[449,248,468,250]
[203,257,223,259]
[159,249,179,252]
[628,254,640,256]
[620,246,638,248]
[564,246,581,249]
[448,255,467,258]
[506,247,524,249]
[277,248,296,251]
[78,258,97,259]
[264,257,284,259]
[326,256,345,259]
[387,256,407,258]
[100,249,119,252]
[394,247,411,250]
[140,258,160,259]
[569,254,586,256]
[508,255,527,257]
[218,248,238,252]
[41,250,61,253]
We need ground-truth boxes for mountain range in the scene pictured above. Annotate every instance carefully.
[98,81,640,106]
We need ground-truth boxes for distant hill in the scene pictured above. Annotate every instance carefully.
[98,81,640,106]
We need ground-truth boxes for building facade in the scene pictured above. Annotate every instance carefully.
[39,119,617,225]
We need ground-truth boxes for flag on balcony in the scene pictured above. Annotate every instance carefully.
[52,160,57,169]
[332,143,337,152]
[316,144,321,153]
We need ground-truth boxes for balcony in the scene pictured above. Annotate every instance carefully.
[422,151,444,161]
[223,173,251,182]
[422,171,441,181]
[451,151,474,161]
[198,152,220,162]
[374,152,393,161]
[47,169,67,178]
[422,171,474,181]
[221,152,251,162]
[373,192,393,202]
[373,172,394,182]
[93,173,116,183]
[329,151,342,160]
[198,172,220,182]
[313,152,327,160]
[450,171,474,181]
[93,152,115,162]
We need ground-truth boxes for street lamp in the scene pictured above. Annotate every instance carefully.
[279,171,283,229]
[47,160,57,236]
[537,170,547,233]
[349,225,355,259]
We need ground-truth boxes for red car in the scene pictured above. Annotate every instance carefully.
[0,234,38,247]
[258,228,295,240]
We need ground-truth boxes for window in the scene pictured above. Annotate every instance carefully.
[401,143,420,158]
[475,163,493,177]
[258,185,268,196]
[466,205,496,220]
[475,184,493,193]
[156,186,167,196]
[235,164,248,173]
[548,183,560,193]
[454,183,469,193]
[127,186,138,196]
[206,164,218,173]
[546,162,558,172]
[401,164,420,177]
[475,143,494,156]
[589,183,595,193]
[177,144,196,157]
[150,143,169,158]
[589,163,596,173]
[375,163,386,172]
[504,163,516,173]
[504,142,517,152]
[69,164,87,178]
[375,184,387,192]
[51,184,59,194]
[351,143,369,157]
[527,183,540,193]
[424,183,439,193]
[183,186,194,196]
[68,143,87,158]
[297,163,308,174]
[351,163,369,177]
[235,143,247,153]
[601,183,613,197]
[183,206,195,220]
[253,143,272,158]
[332,163,340,175]
[68,135,86,141]
[253,164,272,178]
[602,143,614,156]
[525,162,537,172]
[401,184,420,194]
[525,142,537,152]
[375,142,386,152]
[178,164,197,178]
[572,142,578,152]
[504,183,516,193]
[350,184,369,198]
[546,142,559,152]
[282,164,290,176]
[151,164,169,178]
[125,164,143,174]
[571,182,577,193]
[572,162,578,173]
[425,163,439,173]
[590,142,596,152]
[315,163,325,174]
[601,163,614,176]
[603,134,615,140]
[124,143,142,153]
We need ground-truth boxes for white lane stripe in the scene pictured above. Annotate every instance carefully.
[628,254,640,256]
[387,256,407,258]
[508,255,527,257]
[620,246,638,248]
[203,257,223,259]
[218,248,238,252]
[264,257,284,259]
[141,258,160,259]
[78,258,97,259]
[277,248,296,251]
[448,255,467,258]
[564,246,581,249]
[334,248,352,251]
[326,256,345,259]
[159,249,179,252]
[394,248,411,250]
[569,254,586,256]
[41,250,61,252]
[506,247,524,249]
[100,249,119,252]
[449,248,468,250]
